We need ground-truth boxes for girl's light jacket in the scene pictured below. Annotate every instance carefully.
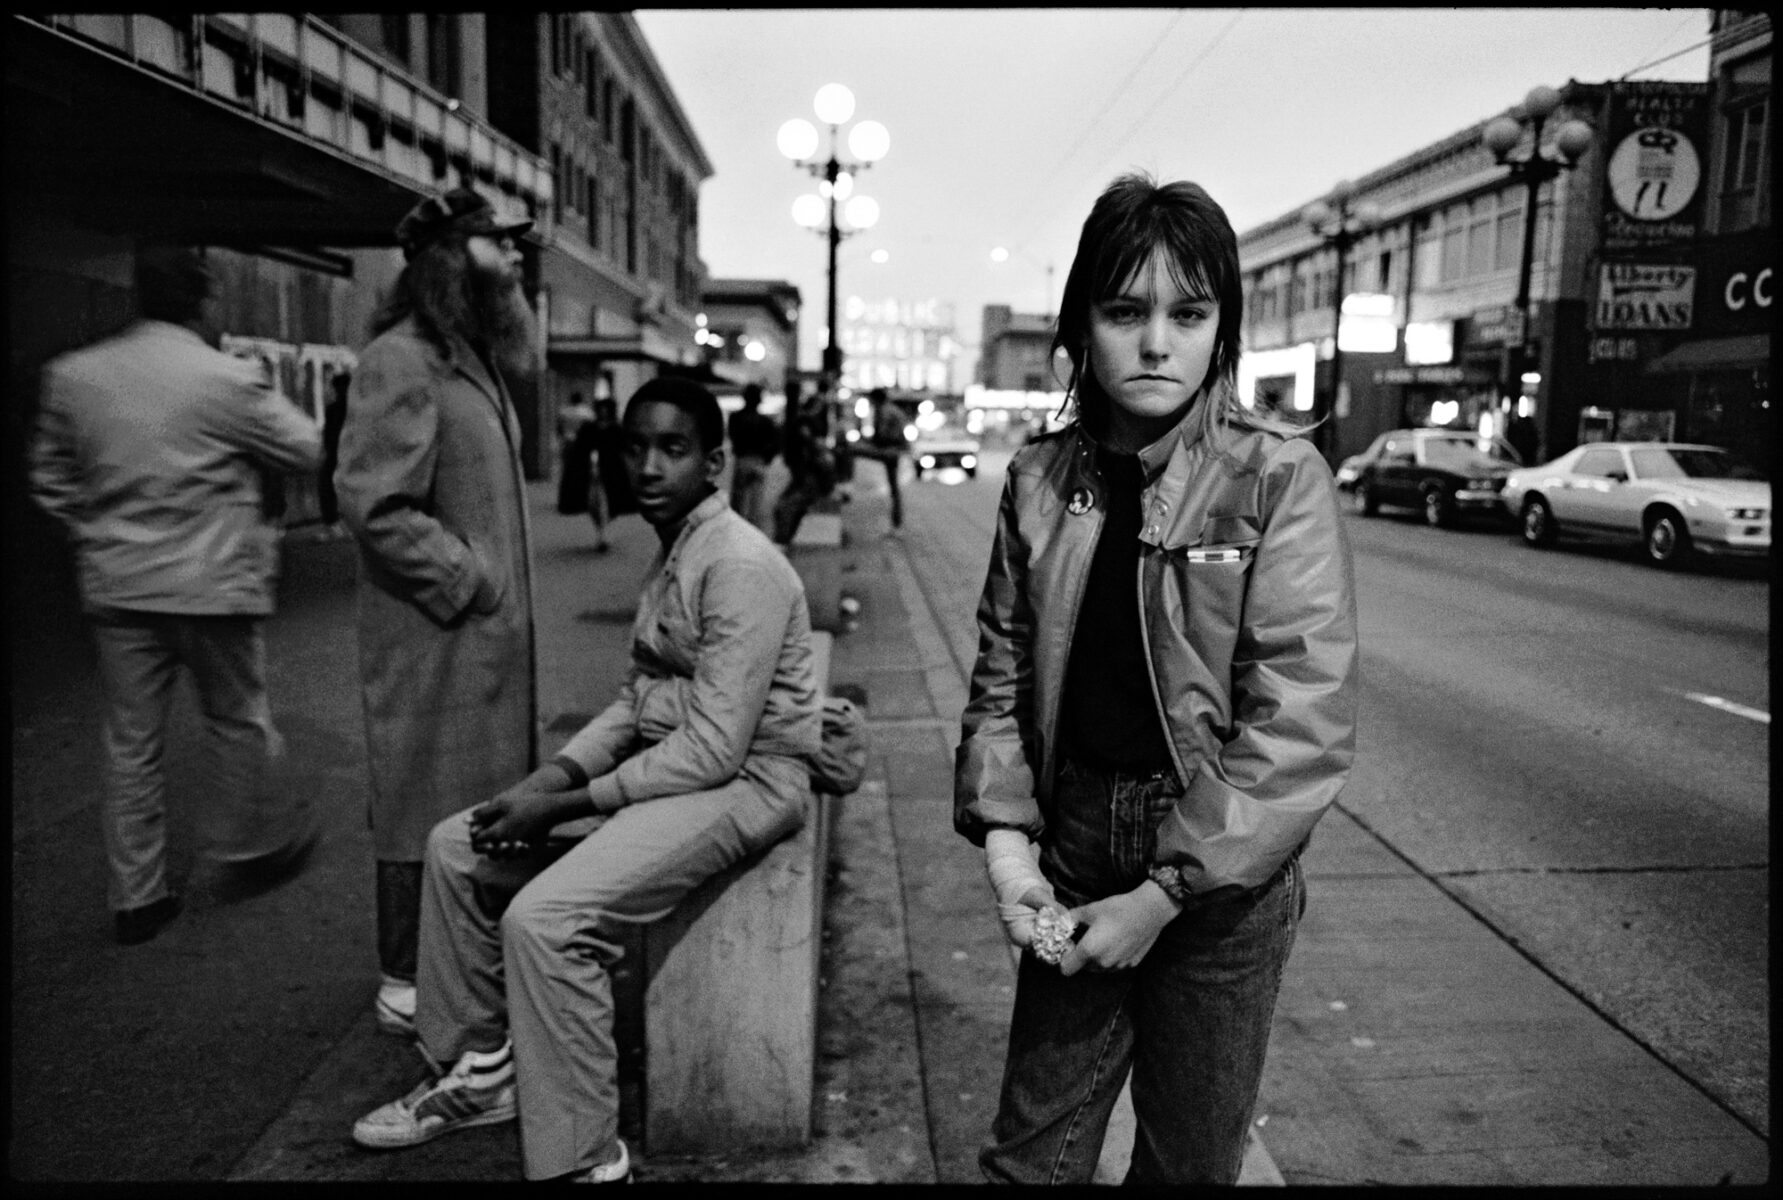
[954,394,1360,898]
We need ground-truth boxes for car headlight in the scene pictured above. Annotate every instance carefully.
[961,454,977,469]
[1727,507,1767,521]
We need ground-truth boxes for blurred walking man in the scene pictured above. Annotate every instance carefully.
[334,187,542,1039]
[726,381,778,532]
[351,377,820,1183]
[30,246,324,945]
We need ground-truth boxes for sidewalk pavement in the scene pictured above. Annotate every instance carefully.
[9,468,1770,1184]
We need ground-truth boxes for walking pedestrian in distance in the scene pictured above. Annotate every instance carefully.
[29,245,325,945]
[726,381,779,533]
[334,187,542,1039]
[954,172,1359,1184]
[866,387,909,531]
[554,390,594,519]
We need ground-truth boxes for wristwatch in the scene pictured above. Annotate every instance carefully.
[1147,865,1191,906]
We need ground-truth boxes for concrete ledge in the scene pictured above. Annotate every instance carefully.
[636,631,840,1155]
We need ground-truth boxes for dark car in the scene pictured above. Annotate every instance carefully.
[1338,428,1524,527]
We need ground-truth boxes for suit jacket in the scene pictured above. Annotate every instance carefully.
[30,320,321,615]
[334,316,539,859]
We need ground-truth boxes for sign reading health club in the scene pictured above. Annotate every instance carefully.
[1599,81,1711,253]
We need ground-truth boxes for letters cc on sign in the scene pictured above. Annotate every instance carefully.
[1724,268,1772,312]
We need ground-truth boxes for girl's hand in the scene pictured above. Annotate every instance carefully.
[997,883,1062,949]
[1058,881,1181,976]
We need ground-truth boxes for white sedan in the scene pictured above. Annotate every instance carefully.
[1501,442,1770,568]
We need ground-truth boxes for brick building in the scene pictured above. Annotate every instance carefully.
[1236,25,1769,473]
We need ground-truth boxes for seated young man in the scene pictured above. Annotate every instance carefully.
[351,376,821,1183]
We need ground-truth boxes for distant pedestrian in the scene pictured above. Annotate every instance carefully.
[727,382,779,532]
[577,397,629,552]
[334,187,542,1040]
[320,370,350,525]
[29,245,324,945]
[865,386,908,530]
[771,378,837,545]
[1505,412,1540,466]
[349,377,820,1183]
[954,173,1359,1184]
[554,391,594,517]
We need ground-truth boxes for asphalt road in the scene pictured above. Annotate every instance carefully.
[894,444,1771,1138]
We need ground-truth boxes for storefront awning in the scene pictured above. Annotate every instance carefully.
[1646,334,1771,375]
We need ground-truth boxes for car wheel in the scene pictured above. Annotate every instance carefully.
[1351,481,1378,516]
[1522,496,1557,547]
[1644,508,1693,569]
[1422,487,1450,528]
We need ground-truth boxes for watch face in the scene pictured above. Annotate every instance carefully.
[1607,126,1702,221]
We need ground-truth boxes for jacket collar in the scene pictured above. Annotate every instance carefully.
[662,490,730,562]
[1073,378,1225,485]
[444,332,506,409]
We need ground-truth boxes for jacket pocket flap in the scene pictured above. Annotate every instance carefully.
[1197,514,1261,546]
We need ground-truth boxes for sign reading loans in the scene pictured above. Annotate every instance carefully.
[1594,263,1696,331]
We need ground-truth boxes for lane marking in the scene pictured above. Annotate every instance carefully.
[1684,692,1771,724]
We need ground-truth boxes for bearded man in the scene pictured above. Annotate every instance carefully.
[334,187,542,1037]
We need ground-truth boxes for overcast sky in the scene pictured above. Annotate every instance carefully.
[633,7,1714,379]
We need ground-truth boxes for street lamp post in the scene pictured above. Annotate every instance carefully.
[780,84,889,380]
[1302,180,1381,463]
[1481,85,1593,430]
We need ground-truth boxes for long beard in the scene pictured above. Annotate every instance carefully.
[469,268,540,381]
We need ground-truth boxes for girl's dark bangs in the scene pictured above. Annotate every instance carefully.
[1092,210,1223,302]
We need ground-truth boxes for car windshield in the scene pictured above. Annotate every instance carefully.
[1420,438,1513,471]
[1628,447,1766,480]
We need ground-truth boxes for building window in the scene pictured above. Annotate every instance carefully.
[1467,200,1494,277]
[559,15,575,78]
[1416,221,1442,289]
[1440,215,1465,283]
[548,13,560,75]
[1494,205,1523,273]
[585,50,598,119]
[423,16,460,98]
[1723,97,1768,193]
[380,14,410,67]
[1376,249,1393,294]
[587,172,599,248]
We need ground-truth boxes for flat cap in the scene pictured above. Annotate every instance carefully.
[395,187,532,259]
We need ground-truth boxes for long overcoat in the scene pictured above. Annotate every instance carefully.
[334,316,539,860]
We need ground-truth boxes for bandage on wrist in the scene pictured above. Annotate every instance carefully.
[985,829,1048,908]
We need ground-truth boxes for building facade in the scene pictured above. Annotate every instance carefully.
[493,13,713,438]
[1639,10,1772,470]
[699,278,802,407]
[977,304,1061,392]
[1237,45,1769,474]
[5,12,554,537]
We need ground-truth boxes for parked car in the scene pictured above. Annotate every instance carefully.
[1501,442,1770,568]
[1338,429,1524,527]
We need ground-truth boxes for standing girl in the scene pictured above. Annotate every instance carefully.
[954,173,1359,1183]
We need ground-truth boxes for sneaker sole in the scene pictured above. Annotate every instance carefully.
[352,1099,516,1150]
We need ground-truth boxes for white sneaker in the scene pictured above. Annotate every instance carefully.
[353,1041,516,1150]
[376,976,416,1038]
[572,1139,633,1183]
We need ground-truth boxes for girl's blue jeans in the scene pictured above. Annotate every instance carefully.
[980,756,1305,1184]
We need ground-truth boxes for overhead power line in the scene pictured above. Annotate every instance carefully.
[1012,8,1248,250]
[1619,34,1715,80]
